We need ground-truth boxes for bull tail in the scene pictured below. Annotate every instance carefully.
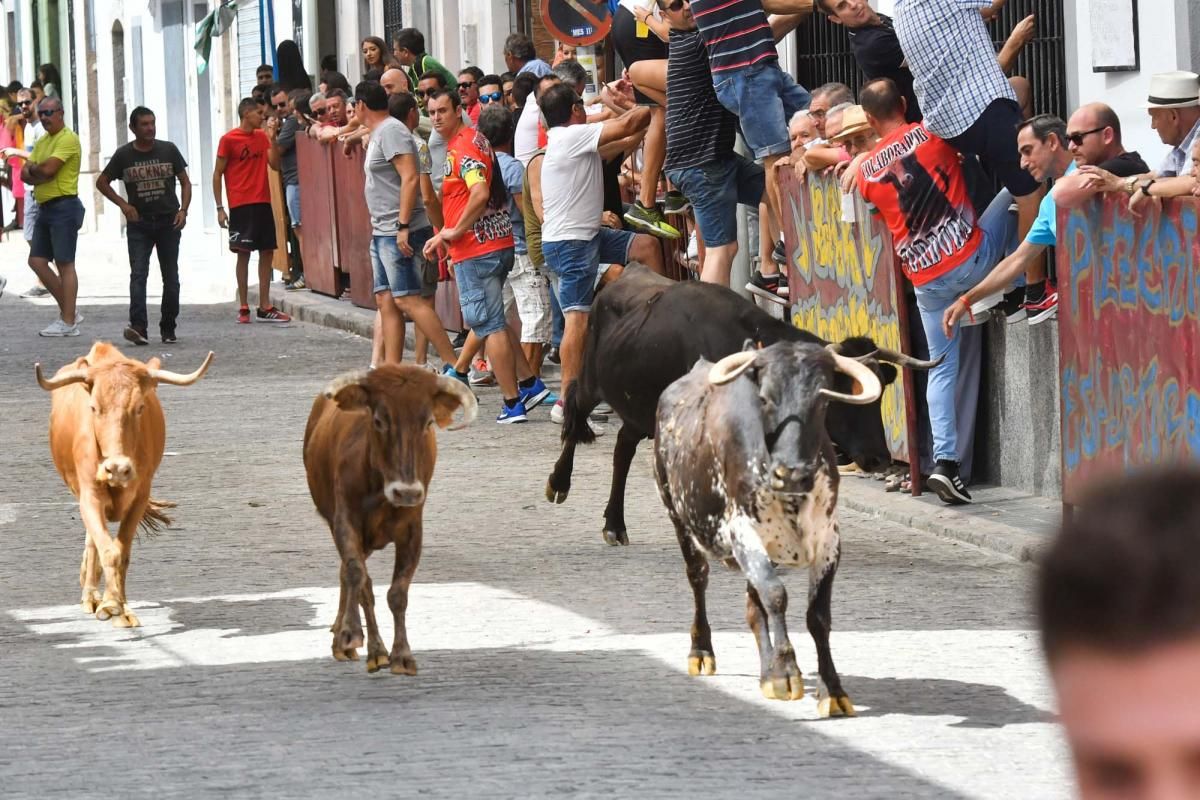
[138,497,177,538]
[560,381,597,446]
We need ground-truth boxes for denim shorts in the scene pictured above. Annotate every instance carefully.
[455,248,515,337]
[285,183,301,227]
[542,227,635,313]
[371,227,433,297]
[667,155,765,247]
[713,61,811,161]
[29,195,85,263]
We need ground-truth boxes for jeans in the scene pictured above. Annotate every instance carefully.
[455,248,515,337]
[548,272,564,348]
[542,228,635,313]
[666,155,764,248]
[713,61,811,160]
[913,189,1017,461]
[127,216,181,336]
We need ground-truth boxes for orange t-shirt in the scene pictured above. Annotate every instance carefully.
[858,123,982,286]
[441,126,514,263]
[216,127,271,208]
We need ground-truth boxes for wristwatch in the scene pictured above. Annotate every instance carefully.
[397,222,410,230]
[1125,175,1139,195]
[1138,179,1157,197]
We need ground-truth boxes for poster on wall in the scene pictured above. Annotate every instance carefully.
[1089,0,1140,72]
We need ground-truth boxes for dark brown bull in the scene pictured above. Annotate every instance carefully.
[37,342,214,627]
[303,365,476,674]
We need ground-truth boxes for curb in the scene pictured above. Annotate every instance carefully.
[839,481,1049,563]
[249,287,377,339]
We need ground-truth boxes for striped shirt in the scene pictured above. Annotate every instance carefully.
[665,28,737,171]
[894,0,1016,139]
[689,0,778,75]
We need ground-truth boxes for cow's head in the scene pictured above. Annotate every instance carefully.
[821,336,941,474]
[708,341,881,494]
[323,366,477,508]
[35,349,214,488]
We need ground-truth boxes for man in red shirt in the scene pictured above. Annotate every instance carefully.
[212,97,290,323]
[424,89,544,424]
[855,78,1016,506]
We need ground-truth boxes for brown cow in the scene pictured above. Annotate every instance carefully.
[36,342,214,627]
[303,365,476,674]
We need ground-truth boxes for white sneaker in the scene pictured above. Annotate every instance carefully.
[39,317,80,337]
[549,400,607,435]
[969,291,1004,317]
[551,400,564,424]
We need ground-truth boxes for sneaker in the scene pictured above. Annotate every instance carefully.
[162,332,178,344]
[623,200,681,240]
[496,400,528,424]
[549,399,608,434]
[745,270,789,307]
[21,284,50,298]
[256,306,291,323]
[776,272,789,298]
[237,306,251,324]
[927,460,972,505]
[663,191,691,215]
[0,275,6,298]
[452,330,468,349]
[1000,288,1026,324]
[39,317,80,337]
[969,290,1004,318]
[1025,286,1058,325]
[686,231,699,260]
[519,377,551,411]
[771,240,788,267]
[547,347,561,365]
[469,366,496,386]
[285,276,307,290]
[123,325,149,346]
[441,364,469,385]
[550,399,565,424]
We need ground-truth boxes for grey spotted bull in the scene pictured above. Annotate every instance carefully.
[653,341,882,715]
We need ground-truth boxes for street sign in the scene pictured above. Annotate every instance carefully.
[542,0,613,47]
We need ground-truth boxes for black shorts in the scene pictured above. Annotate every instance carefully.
[946,99,1041,199]
[228,202,278,252]
[612,6,667,106]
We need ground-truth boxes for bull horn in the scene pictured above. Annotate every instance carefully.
[819,352,882,406]
[436,375,478,431]
[708,351,757,386]
[871,347,944,371]
[34,364,90,391]
[149,351,215,386]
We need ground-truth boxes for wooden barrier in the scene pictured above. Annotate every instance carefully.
[779,169,922,489]
[295,137,341,298]
[330,147,375,309]
[1056,196,1200,505]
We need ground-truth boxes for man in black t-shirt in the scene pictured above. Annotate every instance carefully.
[97,106,190,345]
[658,0,765,288]
[1048,103,1151,210]
[818,0,921,123]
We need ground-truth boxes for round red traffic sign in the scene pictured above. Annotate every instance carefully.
[542,0,613,47]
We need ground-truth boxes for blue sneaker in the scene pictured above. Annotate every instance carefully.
[441,364,468,385]
[519,377,551,411]
[496,401,528,424]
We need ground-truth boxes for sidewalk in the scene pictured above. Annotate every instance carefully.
[261,284,1061,563]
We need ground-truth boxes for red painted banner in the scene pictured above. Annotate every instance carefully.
[1057,196,1200,504]
[779,169,919,469]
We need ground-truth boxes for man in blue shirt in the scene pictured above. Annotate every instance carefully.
[503,33,552,79]
[942,114,1075,334]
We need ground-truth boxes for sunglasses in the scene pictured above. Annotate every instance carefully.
[1065,126,1106,147]
[16,100,31,107]
[313,107,328,116]
[458,81,476,90]
[664,0,687,10]
[414,89,428,99]
[479,91,503,104]
[37,108,58,117]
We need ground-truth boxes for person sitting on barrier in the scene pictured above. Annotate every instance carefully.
[943,113,1075,335]
[1050,103,1151,211]
[1037,467,1200,800]
[854,78,1018,506]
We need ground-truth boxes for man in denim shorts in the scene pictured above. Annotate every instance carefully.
[356,81,460,369]
[659,0,764,286]
[424,89,549,424]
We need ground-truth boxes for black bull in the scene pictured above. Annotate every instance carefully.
[545,267,937,545]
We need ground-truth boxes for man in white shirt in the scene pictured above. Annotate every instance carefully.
[538,84,661,401]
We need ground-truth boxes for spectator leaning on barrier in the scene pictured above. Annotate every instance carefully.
[943,114,1075,334]
[96,106,190,346]
[392,28,457,95]
[894,0,1050,318]
[1037,468,1200,800]
[854,78,1018,506]
[212,97,290,325]
[17,96,84,337]
[658,0,765,290]
[503,33,552,80]
[1050,103,1149,212]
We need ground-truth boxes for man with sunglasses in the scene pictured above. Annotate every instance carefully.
[97,106,190,345]
[1048,103,1149,212]
[17,98,84,336]
[305,91,328,139]
[477,75,506,111]
[457,70,482,126]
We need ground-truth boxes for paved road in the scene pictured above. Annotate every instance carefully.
[0,285,1068,798]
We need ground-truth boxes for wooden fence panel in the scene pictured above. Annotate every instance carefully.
[295,138,341,297]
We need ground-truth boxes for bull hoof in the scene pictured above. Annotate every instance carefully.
[332,646,359,662]
[366,651,390,674]
[760,672,805,701]
[112,608,141,628]
[390,655,418,676]
[545,480,569,504]
[601,528,629,546]
[817,694,857,718]
[687,651,716,676]
[95,599,121,622]
[80,590,102,615]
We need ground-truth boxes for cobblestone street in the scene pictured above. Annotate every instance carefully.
[1,259,1066,798]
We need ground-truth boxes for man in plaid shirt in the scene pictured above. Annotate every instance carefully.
[894,0,1054,319]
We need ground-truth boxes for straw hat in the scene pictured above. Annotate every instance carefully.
[830,105,872,141]
[1143,71,1200,109]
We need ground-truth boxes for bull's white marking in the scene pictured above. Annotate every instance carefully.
[8,587,1067,799]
